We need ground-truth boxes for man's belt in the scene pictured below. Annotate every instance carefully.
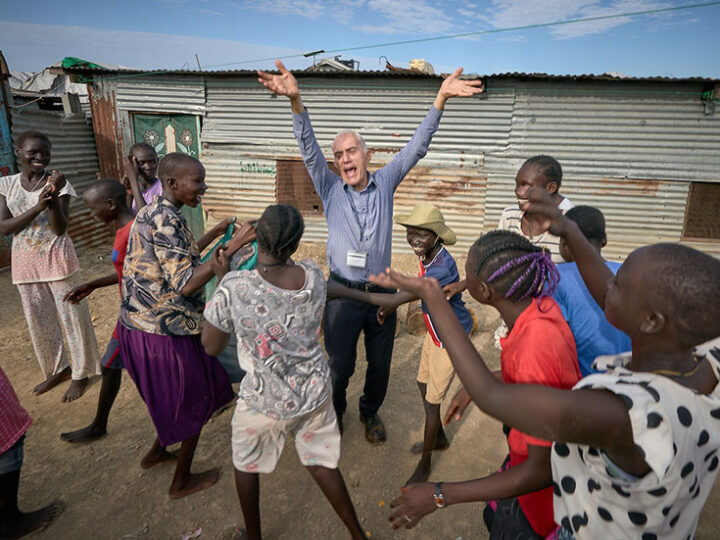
[329,272,394,294]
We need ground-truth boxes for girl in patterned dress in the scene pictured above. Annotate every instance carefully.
[202,205,365,540]
[118,152,255,499]
[0,131,99,402]
[375,186,720,539]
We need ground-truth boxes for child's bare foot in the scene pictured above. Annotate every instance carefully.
[409,435,450,454]
[32,368,71,396]
[61,378,88,402]
[406,459,431,485]
[140,446,179,469]
[1,500,64,539]
[60,423,107,443]
[168,468,220,499]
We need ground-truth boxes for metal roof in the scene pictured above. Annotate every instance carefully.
[59,64,719,84]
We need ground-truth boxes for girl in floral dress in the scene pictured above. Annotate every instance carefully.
[0,130,99,402]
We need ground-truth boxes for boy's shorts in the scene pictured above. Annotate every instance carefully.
[0,435,25,475]
[417,332,456,404]
[101,324,123,370]
[231,396,340,473]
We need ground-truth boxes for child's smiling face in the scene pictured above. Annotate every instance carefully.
[514,162,557,206]
[405,226,438,259]
[17,138,51,174]
[171,161,207,207]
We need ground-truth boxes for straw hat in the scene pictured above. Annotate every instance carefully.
[394,203,457,245]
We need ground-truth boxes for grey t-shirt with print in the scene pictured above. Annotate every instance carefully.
[204,260,330,420]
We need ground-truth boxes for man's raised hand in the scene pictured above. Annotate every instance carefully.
[257,60,300,99]
[434,67,483,109]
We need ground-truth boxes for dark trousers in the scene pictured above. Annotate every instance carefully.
[324,297,397,418]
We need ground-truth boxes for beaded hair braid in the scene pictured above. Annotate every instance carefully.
[256,204,305,261]
[472,230,560,301]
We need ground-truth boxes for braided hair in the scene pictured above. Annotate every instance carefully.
[256,205,304,261]
[471,230,559,302]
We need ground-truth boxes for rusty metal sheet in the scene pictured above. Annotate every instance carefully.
[88,80,124,181]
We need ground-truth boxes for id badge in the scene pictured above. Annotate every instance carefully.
[346,250,367,269]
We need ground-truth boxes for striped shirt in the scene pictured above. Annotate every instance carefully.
[0,366,32,454]
[498,197,574,264]
[292,106,443,281]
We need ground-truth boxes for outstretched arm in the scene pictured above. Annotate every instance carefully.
[388,444,551,529]
[64,274,119,304]
[257,60,304,114]
[519,187,612,308]
[197,217,235,252]
[368,269,633,451]
[326,279,415,308]
[179,221,256,296]
[383,68,483,189]
[433,67,483,110]
[260,60,337,199]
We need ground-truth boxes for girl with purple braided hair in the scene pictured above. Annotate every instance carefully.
[381,230,581,538]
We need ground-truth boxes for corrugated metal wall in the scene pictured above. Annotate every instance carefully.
[97,72,719,261]
[484,80,720,259]
[201,76,513,256]
[10,105,109,249]
[116,76,206,115]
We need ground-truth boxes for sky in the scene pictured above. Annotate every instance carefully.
[1,0,719,77]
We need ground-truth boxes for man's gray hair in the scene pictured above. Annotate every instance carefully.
[333,130,367,153]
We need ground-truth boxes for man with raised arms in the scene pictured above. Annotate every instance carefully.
[258,60,482,444]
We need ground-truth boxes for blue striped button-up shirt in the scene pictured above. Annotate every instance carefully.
[292,106,443,281]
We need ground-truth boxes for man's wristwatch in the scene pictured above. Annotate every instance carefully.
[433,482,447,508]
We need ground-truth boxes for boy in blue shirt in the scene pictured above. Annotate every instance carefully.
[328,203,472,484]
[553,205,631,376]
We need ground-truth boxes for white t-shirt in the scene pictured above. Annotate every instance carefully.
[551,346,720,539]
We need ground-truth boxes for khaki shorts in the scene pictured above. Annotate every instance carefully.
[417,332,456,404]
[231,397,341,473]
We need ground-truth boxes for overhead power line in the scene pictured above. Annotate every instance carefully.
[76,1,720,83]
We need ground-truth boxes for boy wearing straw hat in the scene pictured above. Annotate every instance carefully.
[328,203,472,484]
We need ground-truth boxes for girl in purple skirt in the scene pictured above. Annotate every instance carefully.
[118,152,256,499]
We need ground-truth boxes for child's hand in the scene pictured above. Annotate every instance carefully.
[376,306,396,325]
[211,247,231,279]
[442,279,466,300]
[47,170,66,194]
[34,184,54,210]
[63,283,95,304]
[211,217,236,239]
[123,155,140,181]
[120,175,132,193]
[226,220,257,253]
[369,268,441,298]
[388,483,436,529]
[519,186,568,237]
[443,386,473,425]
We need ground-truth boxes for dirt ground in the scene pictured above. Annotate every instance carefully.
[2,242,720,540]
